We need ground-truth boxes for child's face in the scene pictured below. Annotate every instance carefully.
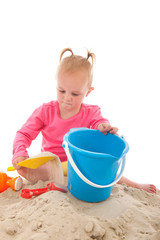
[57,70,93,114]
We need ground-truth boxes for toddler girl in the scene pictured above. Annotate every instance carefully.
[12,48,156,193]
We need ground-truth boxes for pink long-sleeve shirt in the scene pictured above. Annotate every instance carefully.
[13,100,109,162]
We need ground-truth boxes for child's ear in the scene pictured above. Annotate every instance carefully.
[86,87,94,97]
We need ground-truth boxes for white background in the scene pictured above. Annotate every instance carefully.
[0,1,160,189]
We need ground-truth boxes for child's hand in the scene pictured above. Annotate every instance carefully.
[12,156,28,170]
[97,123,118,135]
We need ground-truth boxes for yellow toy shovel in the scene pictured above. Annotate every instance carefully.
[7,152,67,176]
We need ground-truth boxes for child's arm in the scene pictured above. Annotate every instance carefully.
[97,122,118,135]
[12,104,45,164]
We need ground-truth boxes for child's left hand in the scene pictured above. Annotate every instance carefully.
[97,123,118,135]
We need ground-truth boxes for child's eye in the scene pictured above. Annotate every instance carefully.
[59,90,65,94]
[72,93,79,96]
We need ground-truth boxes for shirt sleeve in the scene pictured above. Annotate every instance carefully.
[12,104,45,161]
[89,106,110,129]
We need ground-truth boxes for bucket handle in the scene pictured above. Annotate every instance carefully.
[63,141,126,189]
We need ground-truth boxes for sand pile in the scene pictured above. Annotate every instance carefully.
[0,180,160,240]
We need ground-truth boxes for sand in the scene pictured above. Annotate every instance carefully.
[0,178,160,240]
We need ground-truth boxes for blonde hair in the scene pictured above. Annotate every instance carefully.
[56,48,96,87]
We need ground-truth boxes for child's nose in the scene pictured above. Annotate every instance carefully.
[64,94,71,101]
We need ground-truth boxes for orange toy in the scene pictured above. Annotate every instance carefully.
[0,172,23,193]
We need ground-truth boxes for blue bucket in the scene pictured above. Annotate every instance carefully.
[63,128,129,202]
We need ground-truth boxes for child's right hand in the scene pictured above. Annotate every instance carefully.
[12,156,28,170]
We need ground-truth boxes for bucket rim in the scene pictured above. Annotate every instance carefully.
[63,128,127,160]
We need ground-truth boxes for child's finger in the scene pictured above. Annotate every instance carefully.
[101,126,112,135]
[12,162,21,170]
[12,156,27,170]
[103,125,112,132]
[109,127,118,134]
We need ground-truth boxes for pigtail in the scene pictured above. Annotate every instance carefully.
[59,48,73,62]
[87,50,96,66]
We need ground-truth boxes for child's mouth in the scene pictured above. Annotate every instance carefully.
[63,101,72,106]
